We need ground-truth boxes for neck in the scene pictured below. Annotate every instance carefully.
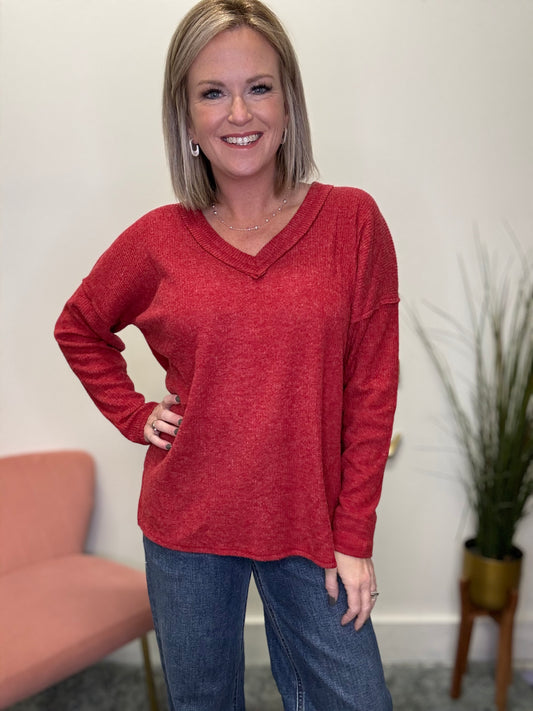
[212,172,282,225]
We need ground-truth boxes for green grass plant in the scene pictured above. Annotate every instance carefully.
[413,242,533,560]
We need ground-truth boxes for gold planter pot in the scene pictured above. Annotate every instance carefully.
[462,538,523,611]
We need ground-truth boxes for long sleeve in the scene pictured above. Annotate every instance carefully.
[333,304,398,557]
[332,197,399,558]
[54,216,163,444]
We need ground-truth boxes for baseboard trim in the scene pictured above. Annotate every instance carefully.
[107,615,533,668]
[244,613,533,667]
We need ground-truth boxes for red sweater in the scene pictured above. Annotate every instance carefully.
[55,182,399,567]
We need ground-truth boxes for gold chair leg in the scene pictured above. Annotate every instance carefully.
[141,634,160,711]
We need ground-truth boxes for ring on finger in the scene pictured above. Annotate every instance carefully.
[370,591,379,599]
[151,420,159,432]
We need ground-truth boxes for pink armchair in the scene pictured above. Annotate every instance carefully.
[0,450,159,709]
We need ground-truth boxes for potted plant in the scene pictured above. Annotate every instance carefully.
[413,241,533,610]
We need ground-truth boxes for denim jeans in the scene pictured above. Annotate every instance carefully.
[143,537,392,711]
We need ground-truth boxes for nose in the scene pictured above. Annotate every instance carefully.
[228,95,252,125]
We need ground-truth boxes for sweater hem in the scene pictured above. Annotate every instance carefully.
[140,529,337,569]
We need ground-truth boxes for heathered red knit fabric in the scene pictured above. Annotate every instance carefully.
[55,182,399,567]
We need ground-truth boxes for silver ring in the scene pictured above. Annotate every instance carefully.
[370,591,379,599]
[151,420,159,432]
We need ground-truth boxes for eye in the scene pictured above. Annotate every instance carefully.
[202,88,223,100]
[250,83,272,95]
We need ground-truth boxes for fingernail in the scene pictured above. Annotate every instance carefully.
[165,443,171,451]
[328,595,337,607]
[175,395,181,404]
[174,428,179,435]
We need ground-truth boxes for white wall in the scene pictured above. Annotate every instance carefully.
[2,0,532,667]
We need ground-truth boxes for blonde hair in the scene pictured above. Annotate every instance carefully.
[162,0,317,209]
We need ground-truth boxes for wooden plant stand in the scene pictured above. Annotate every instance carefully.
[450,578,519,711]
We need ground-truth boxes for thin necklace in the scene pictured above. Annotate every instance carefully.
[211,196,288,232]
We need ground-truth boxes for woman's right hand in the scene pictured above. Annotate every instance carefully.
[144,393,183,450]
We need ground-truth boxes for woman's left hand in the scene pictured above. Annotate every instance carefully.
[324,551,378,631]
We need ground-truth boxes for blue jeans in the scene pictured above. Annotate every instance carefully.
[143,537,392,711]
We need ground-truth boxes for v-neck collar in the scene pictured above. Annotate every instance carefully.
[181,182,333,279]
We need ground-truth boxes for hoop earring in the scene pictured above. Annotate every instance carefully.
[281,127,287,145]
[189,139,200,157]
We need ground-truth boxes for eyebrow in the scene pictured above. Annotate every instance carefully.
[195,73,276,87]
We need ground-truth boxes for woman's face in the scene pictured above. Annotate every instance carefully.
[187,26,287,188]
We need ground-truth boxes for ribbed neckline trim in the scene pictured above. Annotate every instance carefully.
[181,182,333,279]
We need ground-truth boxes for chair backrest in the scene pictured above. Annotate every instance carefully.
[0,450,95,575]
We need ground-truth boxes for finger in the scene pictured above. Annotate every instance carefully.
[158,403,183,428]
[143,393,184,447]
[149,394,183,431]
[344,584,374,631]
[369,572,379,610]
[341,591,361,627]
[149,431,173,451]
[151,416,183,438]
[324,567,339,606]
[143,421,171,450]
[371,573,378,598]
[341,576,372,628]
[354,594,373,631]
[146,416,183,448]
[162,392,182,408]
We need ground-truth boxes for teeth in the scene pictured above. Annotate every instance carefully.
[224,134,260,145]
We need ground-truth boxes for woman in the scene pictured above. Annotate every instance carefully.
[55,1,398,709]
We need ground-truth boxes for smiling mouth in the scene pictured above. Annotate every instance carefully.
[222,133,261,146]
